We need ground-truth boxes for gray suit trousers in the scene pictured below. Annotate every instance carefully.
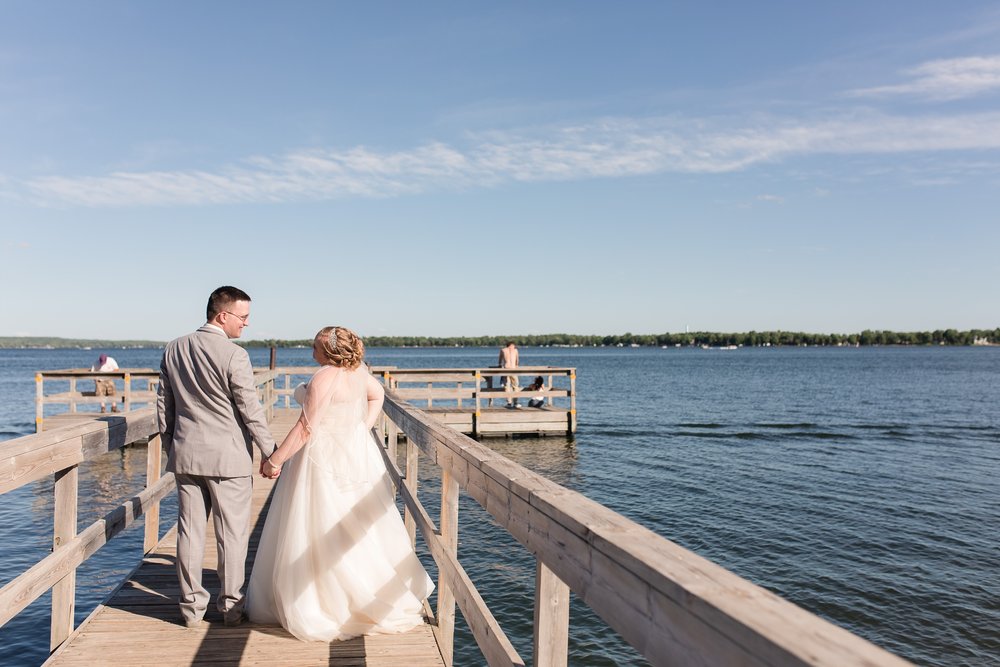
[175,474,253,623]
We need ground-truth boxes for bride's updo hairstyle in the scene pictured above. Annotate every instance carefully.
[315,326,365,370]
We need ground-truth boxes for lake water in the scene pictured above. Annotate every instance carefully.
[0,346,997,666]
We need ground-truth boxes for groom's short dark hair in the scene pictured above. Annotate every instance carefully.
[207,286,252,321]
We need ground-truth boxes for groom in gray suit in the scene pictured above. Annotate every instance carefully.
[157,285,277,628]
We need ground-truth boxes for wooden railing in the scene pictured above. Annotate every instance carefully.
[375,390,913,667]
[0,409,169,652]
[2,369,280,654]
[272,366,577,436]
[34,368,280,430]
[270,366,321,408]
[34,370,160,431]
[380,367,577,436]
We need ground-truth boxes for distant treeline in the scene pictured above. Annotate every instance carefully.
[0,336,165,349]
[2,329,997,350]
[248,328,999,349]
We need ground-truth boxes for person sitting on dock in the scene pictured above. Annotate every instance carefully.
[499,341,521,408]
[90,353,119,413]
[524,376,545,408]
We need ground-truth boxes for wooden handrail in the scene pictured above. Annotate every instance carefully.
[0,472,175,629]
[2,409,159,494]
[378,390,912,667]
[0,408,165,651]
[34,370,159,431]
[268,368,574,433]
[372,429,525,666]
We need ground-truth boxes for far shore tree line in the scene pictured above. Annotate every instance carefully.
[1,329,997,350]
[248,328,999,349]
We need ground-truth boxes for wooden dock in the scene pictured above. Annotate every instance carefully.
[376,366,576,437]
[43,408,445,667]
[37,365,578,438]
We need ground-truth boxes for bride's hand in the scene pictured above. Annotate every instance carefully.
[261,458,282,479]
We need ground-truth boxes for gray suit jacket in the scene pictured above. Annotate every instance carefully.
[157,324,276,477]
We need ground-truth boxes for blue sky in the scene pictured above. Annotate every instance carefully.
[2,2,998,341]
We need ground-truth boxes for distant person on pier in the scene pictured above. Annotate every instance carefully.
[524,376,546,408]
[156,285,277,629]
[90,353,119,413]
[498,341,521,408]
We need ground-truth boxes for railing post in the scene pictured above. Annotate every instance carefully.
[144,434,163,553]
[437,469,460,666]
[403,439,419,547]
[473,371,481,438]
[123,372,132,413]
[284,373,290,408]
[533,560,570,667]
[569,370,577,434]
[387,416,399,466]
[36,373,44,433]
[69,378,77,413]
[265,374,274,422]
[51,465,79,651]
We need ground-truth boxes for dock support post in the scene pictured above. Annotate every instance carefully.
[51,465,79,651]
[437,469,460,666]
[533,560,570,667]
[144,434,163,553]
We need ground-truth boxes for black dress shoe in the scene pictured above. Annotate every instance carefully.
[224,611,247,627]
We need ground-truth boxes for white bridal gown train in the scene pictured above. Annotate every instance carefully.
[247,366,433,641]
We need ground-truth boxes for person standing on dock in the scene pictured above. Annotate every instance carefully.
[498,341,521,408]
[156,285,277,629]
[90,353,119,413]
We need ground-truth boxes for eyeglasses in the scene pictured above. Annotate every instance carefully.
[224,311,250,323]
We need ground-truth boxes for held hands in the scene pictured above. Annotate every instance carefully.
[260,457,282,479]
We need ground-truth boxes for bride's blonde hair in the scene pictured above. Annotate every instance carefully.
[314,326,365,369]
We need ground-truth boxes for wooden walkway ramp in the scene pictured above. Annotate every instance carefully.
[44,408,445,667]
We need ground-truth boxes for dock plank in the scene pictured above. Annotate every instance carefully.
[44,408,445,667]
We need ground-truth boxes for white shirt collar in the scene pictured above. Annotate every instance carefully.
[204,322,225,335]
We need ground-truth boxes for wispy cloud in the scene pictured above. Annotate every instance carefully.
[756,194,784,203]
[851,55,1000,100]
[17,110,1000,207]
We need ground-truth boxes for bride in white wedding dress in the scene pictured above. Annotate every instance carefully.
[247,326,433,641]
